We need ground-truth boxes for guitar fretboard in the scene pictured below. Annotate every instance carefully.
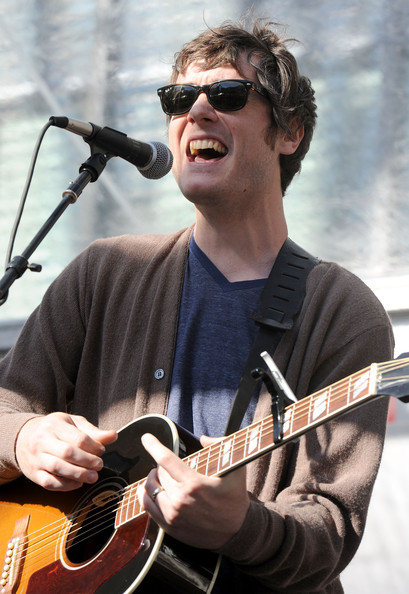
[117,363,377,527]
[184,364,375,477]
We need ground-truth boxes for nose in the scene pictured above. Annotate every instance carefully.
[187,90,218,122]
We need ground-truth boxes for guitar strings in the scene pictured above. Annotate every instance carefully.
[12,481,146,575]
[12,358,409,575]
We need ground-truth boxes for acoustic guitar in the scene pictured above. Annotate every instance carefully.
[1,354,408,593]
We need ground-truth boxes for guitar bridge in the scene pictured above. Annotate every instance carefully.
[1,515,30,593]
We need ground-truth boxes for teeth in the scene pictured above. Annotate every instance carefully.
[189,139,227,156]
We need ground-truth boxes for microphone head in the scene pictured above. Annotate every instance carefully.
[138,142,173,179]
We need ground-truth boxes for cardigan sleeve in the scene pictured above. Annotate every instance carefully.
[0,245,91,482]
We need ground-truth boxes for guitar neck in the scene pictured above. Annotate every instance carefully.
[119,356,409,527]
[183,363,378,478]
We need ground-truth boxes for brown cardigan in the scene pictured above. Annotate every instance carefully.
[0,228,394,592]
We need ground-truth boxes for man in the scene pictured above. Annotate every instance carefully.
[0,18,394,593]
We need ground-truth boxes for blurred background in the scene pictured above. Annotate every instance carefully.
[0,1,408,591]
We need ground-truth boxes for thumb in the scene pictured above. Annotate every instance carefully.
[71,415,118,445]
[200,434,222,448]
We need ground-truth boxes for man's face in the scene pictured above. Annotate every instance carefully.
[167,59,282,212]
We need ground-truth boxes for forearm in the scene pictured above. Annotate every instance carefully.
[218,393,389,592]
[0,405,42,483]
[0,255,87,480]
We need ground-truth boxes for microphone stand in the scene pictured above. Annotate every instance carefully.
[0,151,112,306]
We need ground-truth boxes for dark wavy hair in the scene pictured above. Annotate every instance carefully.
[170,18,317,194]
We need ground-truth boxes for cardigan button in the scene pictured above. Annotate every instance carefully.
[154,368,165,380]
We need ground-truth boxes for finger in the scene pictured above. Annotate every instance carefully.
[71,415,118,448]
[27,412,111,458]
[36,470,96,491]
[44,448,101,479]
[50,438,105,473]
[144,473,165,506]
[199,434,222,447]
[62,416,117,455]
[29,438,104,488]
[150,485,165,503]
[141,433,187,481]
[137,475,166,519]
[30,416,105,482]
[29,455,100,491]
[35,469,76,492]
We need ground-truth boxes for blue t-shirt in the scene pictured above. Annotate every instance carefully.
[167,237,266,438]
[167,237,285,593]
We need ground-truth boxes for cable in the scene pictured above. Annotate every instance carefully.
[4,120,53,272]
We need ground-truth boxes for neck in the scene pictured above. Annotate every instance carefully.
[193,205,288,282]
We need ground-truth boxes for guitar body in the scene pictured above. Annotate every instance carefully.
[0,415,220,594]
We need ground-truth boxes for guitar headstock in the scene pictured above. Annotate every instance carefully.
[376,353,409,403]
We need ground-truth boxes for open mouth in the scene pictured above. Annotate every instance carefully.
[188,139,228,161]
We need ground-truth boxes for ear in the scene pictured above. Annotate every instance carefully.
[278,122,304,156]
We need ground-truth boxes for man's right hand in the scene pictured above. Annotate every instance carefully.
[15,412,117,491]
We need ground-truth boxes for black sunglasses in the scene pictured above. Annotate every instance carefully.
[157,79,268,116]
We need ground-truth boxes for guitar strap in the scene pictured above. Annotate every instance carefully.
[224,237,320,436]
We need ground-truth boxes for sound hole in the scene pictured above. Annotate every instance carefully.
[65,481,123,564]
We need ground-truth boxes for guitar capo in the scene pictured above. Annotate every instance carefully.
[251,351,298,444]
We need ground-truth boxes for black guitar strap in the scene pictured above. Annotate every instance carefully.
[224,238,320,436]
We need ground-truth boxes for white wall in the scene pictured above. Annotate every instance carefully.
[366,275,409,357]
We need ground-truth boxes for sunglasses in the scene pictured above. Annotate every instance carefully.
[157,79,268,116]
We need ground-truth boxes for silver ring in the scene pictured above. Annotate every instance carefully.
[151,486,164,502]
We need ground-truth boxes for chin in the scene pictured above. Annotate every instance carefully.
[183,183,221,203]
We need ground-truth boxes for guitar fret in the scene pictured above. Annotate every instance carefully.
[231,429,246,466]
[187,452,200,472]
[340,377,350,409]
[311,389,329,423]
[128,486,135,521]
[352,370,371,401]
[125,487,132,522]
[203,446,211,476]
[117,485,130,526]
[292,399,308,434]
[219,437,233,472]
[258,417,272,449]
[347,376,352,405]
[131,484,140,518]
[246,424,261,456]
[282,405,294,439]
[119,487,128,525]
[327,386,332,415]
[206,444,219,476]
[307,394,312,427]
[327,381,338,415]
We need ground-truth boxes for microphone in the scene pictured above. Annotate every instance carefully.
[49,116,173,180]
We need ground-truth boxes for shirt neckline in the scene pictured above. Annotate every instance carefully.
[189,236,267,291]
